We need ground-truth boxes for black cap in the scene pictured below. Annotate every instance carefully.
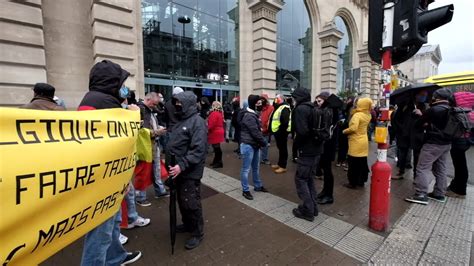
[33,83,55,98]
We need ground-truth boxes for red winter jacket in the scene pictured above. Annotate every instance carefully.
[454,91,474,123]
[208,111,225,144]
[260,104,274,135]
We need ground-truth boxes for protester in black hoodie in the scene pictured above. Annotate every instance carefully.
[167,91,208,250]
[78,60,142,265]
[239,95,269,200]
[291,87,323,221]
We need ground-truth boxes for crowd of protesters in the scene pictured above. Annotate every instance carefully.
[20,59,472,264]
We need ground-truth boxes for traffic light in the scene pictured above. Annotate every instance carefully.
[369,0,454,65]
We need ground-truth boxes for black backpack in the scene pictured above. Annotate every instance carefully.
[439,106,473,139]
[303,103,333,142]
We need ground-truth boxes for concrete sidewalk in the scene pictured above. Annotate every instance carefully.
[42,141,473,265]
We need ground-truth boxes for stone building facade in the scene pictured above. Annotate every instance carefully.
[1,0,382,107]
[0,0,144,108]
[396,44,442,84]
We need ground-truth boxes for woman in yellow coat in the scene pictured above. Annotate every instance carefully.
[342,97,373,189]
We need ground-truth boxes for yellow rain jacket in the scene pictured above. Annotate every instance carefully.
[343,98,373,157]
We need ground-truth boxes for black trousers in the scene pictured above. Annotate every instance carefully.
[347,156,369,186]
[398,147,421,177]
[319,155,334,197]
[275,133,288,168]
[295,156,319,217]
[212,143,222,164]
[449,145,470,195]
[177,179,204,237]
[337,135,349,163]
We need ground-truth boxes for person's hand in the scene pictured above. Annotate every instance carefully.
[155,127,167,136]
[413,109,422,116]
[169,165,181,177]
[127,104,139,111]
[124,183,131,194]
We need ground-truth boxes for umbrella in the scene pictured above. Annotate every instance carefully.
[164,153,177,255]
[390,83,441,105]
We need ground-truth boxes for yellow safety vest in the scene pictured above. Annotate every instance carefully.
[271,105,291,133]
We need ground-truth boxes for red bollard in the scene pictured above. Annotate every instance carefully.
[369,143,391,231]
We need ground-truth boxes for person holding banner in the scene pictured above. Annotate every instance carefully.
[78,60,142,265]
[136,92,169,207]
[167,91,208,250]
[20,83,66,111]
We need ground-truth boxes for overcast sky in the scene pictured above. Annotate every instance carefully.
[428,0,474,74]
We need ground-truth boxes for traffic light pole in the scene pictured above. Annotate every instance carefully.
[369,0,394,232]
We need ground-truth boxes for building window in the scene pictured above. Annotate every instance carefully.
[276,0,312,93]
[335,16,353,93]
[142,0,239,90]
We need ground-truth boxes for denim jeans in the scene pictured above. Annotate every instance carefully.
[81,211,127,266]
[260,136,269,162]
[137,141,166,201]
[240,143,263,192]
[125,181,138,224]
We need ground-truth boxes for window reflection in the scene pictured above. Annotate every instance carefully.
[276,0,312,92]
[142,0,239,98]
[335,16,353,92]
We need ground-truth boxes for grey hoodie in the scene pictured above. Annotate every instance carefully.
[167,91,208,180]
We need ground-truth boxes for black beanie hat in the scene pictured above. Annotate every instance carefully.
[33,83,55,98]
[248,94,261,110]
[432,88,452,101]
[317,91,331,100]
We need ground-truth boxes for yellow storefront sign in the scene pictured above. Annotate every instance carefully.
[0,108,140,265]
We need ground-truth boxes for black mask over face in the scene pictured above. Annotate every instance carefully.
[255,105,263,112]
[175,105,184,119]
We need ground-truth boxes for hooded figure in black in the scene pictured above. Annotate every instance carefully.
[78,60,142,265]
[167,91,208,250]
[291,87,323,221]
[79,60,130,110]
[199,96,211,119]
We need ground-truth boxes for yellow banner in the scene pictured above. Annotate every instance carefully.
[0,107,140,265]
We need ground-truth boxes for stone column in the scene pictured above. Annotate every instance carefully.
[0,0,47,105]
[371,62,381,103]
[318,22,342,94]
[248,0,283,97]
[91,0,144,98]
[357,45,372,98]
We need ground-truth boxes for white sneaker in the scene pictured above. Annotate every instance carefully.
[127,216,151,229]
[119,233,128,245]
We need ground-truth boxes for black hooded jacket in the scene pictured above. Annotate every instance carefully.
[78,60,129,110]
[240,95,267,148]
[167,91,208,180]
[292,87,323,156]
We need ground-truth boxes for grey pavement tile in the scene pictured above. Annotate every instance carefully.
[308,226,347,247]
[284,216,320,234]
[369,239,424,265]
[266,202,297,223]
[213,183,237,193]
[318,217,354,235]
[423,235,471,264]
[334,227,385,262]
[252,196,288,213]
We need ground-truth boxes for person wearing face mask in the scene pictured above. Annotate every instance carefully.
[405,88,453,205]
[78,60,142,266]
[167,91,208,250]
[314,92,339,204]
[239,95,270,200]
[391,89,429,180]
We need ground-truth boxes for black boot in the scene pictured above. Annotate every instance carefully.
[185,236,203,250]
